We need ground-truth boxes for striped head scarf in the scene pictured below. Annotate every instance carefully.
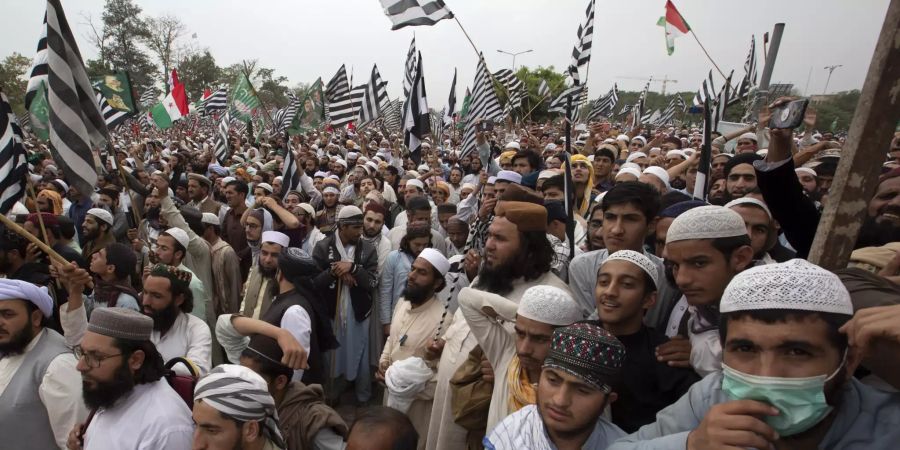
[194,365,286,449]
[566,154,595,216]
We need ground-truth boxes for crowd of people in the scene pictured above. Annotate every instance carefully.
[2,96,900,450]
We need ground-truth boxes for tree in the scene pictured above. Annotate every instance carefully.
[220,60,291,108]
[0,52,31,116]
[511,65,568,122]
[101,0,154,92]
[178,50,221,100]
[144,15,186,94]
[80,12,110,68]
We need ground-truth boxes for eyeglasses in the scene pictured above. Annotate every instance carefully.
[73,345,122,369]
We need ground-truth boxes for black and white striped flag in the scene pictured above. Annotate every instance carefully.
[734,35,758,104]
[96,90,129,128]
[24,20,48,111]
[692,70,718,108]
[280,144,301,199]
[384,98,403,133]
[379,0,454,30]
[139,112,153,131]
[402,52,429,164]
[202,87,228,114]
[617,103,633,116]
[587,84,618,120]
[537,79,550,99]
[655,95,685,126]
[459,55,503,161]
[567,0,595,85]
[494,69,525,119]
[139,89,159,108]
[713,70,734,132]
[44,0,105,197]
[325,65,361,128]
[693,95,712,201]
[549,84,585,118]
[0,88,28,215]
[358,65,389,125]
[273,92,301,133]
[443,68,456,128]
[403,37,417,99]
[632,80,651,128]
[214,111,231,165]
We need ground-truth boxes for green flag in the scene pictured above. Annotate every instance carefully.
[91,71,136,114]
[150,102,174,129]
[830,117,838,132]
[288,78,326,135]
[28,81,50,141]
[230,73,260,121]
[457,89,472,130]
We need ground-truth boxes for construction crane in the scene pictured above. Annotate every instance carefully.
[616,75,679,96]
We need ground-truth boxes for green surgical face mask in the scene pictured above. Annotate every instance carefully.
[721,352,845,437]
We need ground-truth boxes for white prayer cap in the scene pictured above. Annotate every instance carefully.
[725,197,772,220]
[487,176,497,185]
[406,179,425,190]
[256,183,273,193]
[615,167,641,180]
[795,167,818,177]
[666,205,747,244]
[721,259,853,316]
[221,176,236,184]
[496,170,522,184]
[738,132,758,142]
[683,149,696,157]
[274,176,283,183]
[517,286,582,326]
[625,151,648,163]
[538,169,559,180]
[0,279,54,318]
[642,166,670,190]
[505,141,521,150]
[544,143,557,151]
[163,227,190,249]
[648,147,662,156]
[666,150,687,160]
[86,208,114,226]
[50,179,69,193]
[297,203,315,217]
[460,183,476,192]
[337,205,364,222]
[417,248,450,276]
[347,152,359,159]
[322,186,340,195]
[616,134,630,143]
[603,138,616,144]
[365,161,379,172]
[417,164,430,173]
[327,175,340,181]
[756,149,768,157]
[632,136,647,145]
[201,213,220,226]
[604,250,659,289]
[261,231,289,247]
[334,159,348,168]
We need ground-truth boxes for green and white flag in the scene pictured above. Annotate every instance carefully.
[287,78,325,135]
[230,73,260,121]
[658,1,691,55]
[28,80,50,141]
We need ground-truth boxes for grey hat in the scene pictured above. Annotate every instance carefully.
[88,307,153,341]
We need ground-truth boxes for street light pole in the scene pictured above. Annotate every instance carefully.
[822,64,843,95]
[496,49,533,71]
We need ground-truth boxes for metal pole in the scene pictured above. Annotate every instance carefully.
[750,23,785,119]
[822,65,842,95]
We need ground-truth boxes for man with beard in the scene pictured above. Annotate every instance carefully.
[155,227,210,326]
[723,153,763,201]
[68,307,193,449]
[485,322,627,450]
[380,223,433,338]
[60,262,212,375]
[426,198,570,450]
[312,206,378,405]
[66,184,94,246]
[192,364,288,450]
[238,231,289,321]
[0,279,85,450]
[362,202,392,269]
[611,260,900,450]
[218,247,333,384]
[388,196,448,255]
[81,208,116,259]
[725,198,780,264]
[377,249,451,447]
[220,180,251,279]
[297,203,326,256]
[316,185,343,235]
[459,285,582,433]
[96,188,129,244]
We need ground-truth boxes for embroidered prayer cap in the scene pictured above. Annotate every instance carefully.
[604,250,659,290]
[725,197,772,220]
[666,150,687,160]
[665,205,748,244]
[417,248,450,276]
[86,208,114,226]
[496,170,522,185]
[543,321,625,391]
[297,203,316,217]
[163,227,190,250]
[505,141,521,150]
[494,201,547,232]
[721,259,853,316]
[261,230,290,248]
[278,247,318,279]
[313,171,327,178]
[0,279,54,318]
[517,286,582,327]
[632,136,648,145]
[88,307,154,341]
[642,166,670,190]
[487,176,497,185]
[796,167,817,177]
[149,263,193,290]
[201,213,220,226]
[337,205,364,225]
[739,132,758,142]
[194,364,285,449]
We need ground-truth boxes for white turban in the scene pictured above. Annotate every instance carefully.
[385,357,434,413]
[0,279,54,318]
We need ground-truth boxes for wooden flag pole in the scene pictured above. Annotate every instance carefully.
[689,31,727,80]
[0,213,68,265]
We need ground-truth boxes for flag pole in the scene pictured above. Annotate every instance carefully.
[452,16,513,101]
[564,95,575,259]
[689,31,727,80]
[0,213,68,265]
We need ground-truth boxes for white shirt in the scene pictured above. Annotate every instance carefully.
[0,330,86,449]
[216,304,312,381]
[83,379,193,450]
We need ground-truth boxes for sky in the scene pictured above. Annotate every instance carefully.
[3,0,892,106]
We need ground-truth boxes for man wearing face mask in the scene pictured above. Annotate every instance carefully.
[610,259,900,450]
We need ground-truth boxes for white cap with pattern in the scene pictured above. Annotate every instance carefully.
[725,197,772,220]
[517,286,582,326]
[666,205,748,244]
[720,259,853,315]
[604,250,659,289]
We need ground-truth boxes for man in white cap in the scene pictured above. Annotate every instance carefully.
[725,197,780,264]
[377,248,452,446]
[238,231,290,321]
[199,213,242,319]
[493,170,522,199]
[0,279,85,449]
[154,227,210,326]
[459,285,582,432]
[663,205,754,377]
[81,208,116,259]
[312,205,378,405]
[610,259,900,449]
[734,131,758,154]
[639,166,670,194]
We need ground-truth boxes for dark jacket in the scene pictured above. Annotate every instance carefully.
[755,158,820,258]
[311,234,378,323]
